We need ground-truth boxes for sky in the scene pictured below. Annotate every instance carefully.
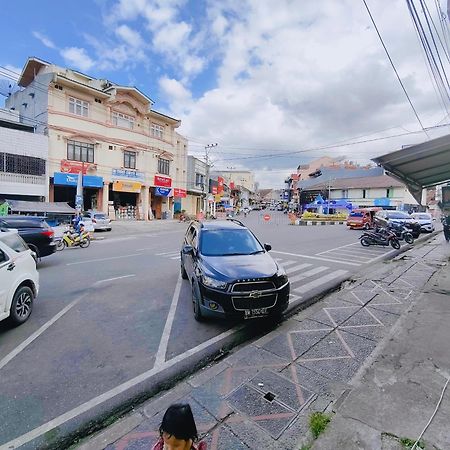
[1,0,450,188]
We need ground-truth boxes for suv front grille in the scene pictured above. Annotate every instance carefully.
[232,293,278,310]
[231,280,275,293]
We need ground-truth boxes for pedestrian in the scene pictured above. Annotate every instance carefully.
[443,214,450,242]
[152,403,206,450]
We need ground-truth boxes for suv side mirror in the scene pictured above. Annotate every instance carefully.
[264,243,272,251]
[182,245,194,255]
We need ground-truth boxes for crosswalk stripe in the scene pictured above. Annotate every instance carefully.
[289,266,328,283]
[278,260,297,267]
[286,263,312,275]
[293,269,348,294]
[156,251,179,256]
[170,256,181,260]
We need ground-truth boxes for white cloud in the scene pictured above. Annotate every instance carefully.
[115,24,144,48]
[159,76,192,112]
[60,47,95,72]
[32,31,57,49]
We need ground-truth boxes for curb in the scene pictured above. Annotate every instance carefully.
[293,220,346,226]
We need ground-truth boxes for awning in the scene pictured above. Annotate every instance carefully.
[6,200,76,214]
[372,134,450,204]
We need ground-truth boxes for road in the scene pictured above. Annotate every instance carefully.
[0,212,410,448]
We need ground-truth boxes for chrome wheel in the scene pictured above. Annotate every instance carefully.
[16,291,32,318]
[10,286,34,325]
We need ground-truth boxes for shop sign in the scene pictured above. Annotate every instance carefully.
[61,160,90,174]
[230,181,235,189]
[212,186,218,194]
[113,180,142,193]
[217,176,224,194]
[173,188,187,198]
[112,168,144,181]
[53,172,103,188]
[155,187,172,197]
[154,175,172,187]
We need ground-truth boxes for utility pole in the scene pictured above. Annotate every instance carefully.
[204,143,218,215]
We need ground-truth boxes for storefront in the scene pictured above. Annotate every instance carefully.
[110,169,144,220]
[173,188,187,214]
[52,171,103,210]
[151,175,172,219]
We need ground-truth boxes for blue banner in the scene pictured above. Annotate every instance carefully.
[155,187,171,197]
[54,172,103,188]
[112,168,144,181]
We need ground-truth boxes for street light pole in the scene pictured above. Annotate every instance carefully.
[204,143,218,216]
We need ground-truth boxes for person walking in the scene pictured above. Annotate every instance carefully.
[443,214,450,242]
[152,403,206,450]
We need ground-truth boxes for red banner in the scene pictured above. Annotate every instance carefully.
[154,175,172,187]
[60,160,89,174]
[173,188,187,198]
[218,176,224,194]
[230,181,235,189]
[212,186,218,195]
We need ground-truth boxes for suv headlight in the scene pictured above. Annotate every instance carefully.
[275,267,288,287]
[201,274,228,290]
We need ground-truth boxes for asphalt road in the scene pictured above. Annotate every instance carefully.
[0,212,417,448]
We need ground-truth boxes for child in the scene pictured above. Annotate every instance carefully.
[152,403,206,450]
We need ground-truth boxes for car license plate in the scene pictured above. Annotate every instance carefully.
[244,308,269,319]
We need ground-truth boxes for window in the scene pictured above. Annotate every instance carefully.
[362,189,367,199]
[124,151,136,169]
[342,189,348,198]
[151,123,164,139]
[387,188,393,198]
[112,111,134,129]
[0,249,7,263]
[67,140,94,163]
[158,158,170,175]
[200,229,263,256]
[0,233,28,253]
[68,97,89,117]
[0,152,45,175]
[195,173,205,187]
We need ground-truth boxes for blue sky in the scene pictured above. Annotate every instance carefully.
[1,0,450,188]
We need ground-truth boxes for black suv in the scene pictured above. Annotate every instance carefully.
[374,210,421,238]
[180,219,290,321]
[0,216,56,258]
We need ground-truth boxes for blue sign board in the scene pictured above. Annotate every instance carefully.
[54,172,103,188]
[112,168,144,181]
[155,187,172,197]
[374,198,391,207]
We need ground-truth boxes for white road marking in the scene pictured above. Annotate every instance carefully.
[170,256,181,260]
[1,325,243,450]
[293,269,349,294]
[156,251,179,256]
[154,275,183,367]
[95,237,137,244]
[0,293,88,371]
[271,250,361,266]
[66,253,143,266]
[97,274,136,284]
[289,293,302,303]
[286,263,313,275]
[364,249,398,264]
[289,266,328,284]
[316,242,359,255]
[278,260,298,267]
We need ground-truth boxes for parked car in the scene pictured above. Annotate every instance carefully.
[346,207,382,229]
[0,216,56,258]
[410,213,435,233]
[180,219,290,321]
[82,211,112,231]
[374,210,421,238]
[0,229,39,325]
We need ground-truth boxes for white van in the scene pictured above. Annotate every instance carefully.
[0,230,39,325]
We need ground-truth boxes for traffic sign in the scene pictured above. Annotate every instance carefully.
[263,214,271,221]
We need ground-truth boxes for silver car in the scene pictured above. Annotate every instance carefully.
[411,213,435,233]
[83,212,112,231]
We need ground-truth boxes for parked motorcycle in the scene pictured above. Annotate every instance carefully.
[56,228,90,250]
[360,227,401,249]
[387,222,414,244]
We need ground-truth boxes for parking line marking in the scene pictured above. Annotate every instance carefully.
[293,270,348,293]
[288,266,328,284]
[97,274,136,283]
[317,242,359,255]
[154,275,183,367]
[271,250,361,266]
[1,324,243,450]
[0,293,89,371]
[66,253,143,266]
[365,249,398,264]
[286,263,312,275]
[289,294,302,303]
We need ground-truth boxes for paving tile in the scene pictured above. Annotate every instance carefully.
[368,303,408,315]
[298,331,352,360]
[248,368,315,412]
[201,424,248,450]
[323,306,364,326]
[281,363,333,395]
[339,308,384,327]
[366,307,401,327]
[297,357,362,383]
[226,346,289,369]
[369,292,403,306]
[338,324,387,342]
[307,309,335,327]
[336,330,378,362]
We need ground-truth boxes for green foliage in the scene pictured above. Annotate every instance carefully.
[399,437,425,449]
[309,412,331,439]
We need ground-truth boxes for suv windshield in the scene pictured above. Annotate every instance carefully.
[200,229,264,256]
[413,214,431,220]
[94,214,107,219]
[386,212,410,219]
[349,212,363,217]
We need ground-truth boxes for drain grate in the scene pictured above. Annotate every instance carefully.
[263,392,276,402]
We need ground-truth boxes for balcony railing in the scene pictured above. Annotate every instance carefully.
[0,172,46,185]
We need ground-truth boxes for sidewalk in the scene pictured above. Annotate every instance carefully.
[75,236,450,450]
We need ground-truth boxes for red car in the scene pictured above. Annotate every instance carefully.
[347,208,382,230]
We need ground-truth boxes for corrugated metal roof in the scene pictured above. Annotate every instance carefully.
[6,200,76,214]
[301,175,404,191]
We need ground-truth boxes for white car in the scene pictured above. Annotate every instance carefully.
[82,212,112,231]
[0,230,39,325]
[411,213,435,233]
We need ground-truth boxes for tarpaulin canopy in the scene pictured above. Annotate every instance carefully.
[6,200,76,214]
[372,133,450,204]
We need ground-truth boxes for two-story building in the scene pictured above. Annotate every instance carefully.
[6,57,188,220]
[183,155,207,216]
[0,108,48,202]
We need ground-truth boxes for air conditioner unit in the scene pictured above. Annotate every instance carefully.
[108,145,117,151]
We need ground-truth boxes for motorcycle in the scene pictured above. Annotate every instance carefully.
[360,227,401,249]
[387,222,414,244]
[56,227,90,250]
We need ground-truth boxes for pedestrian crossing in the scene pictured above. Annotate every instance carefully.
[156,250,181,260]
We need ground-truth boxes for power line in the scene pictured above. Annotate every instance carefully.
[361,0,426,131]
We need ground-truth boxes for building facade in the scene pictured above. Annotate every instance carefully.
[184,155,207,216]
[0,109,48,202]
[6,57,188,220]
[210,170,255,193]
